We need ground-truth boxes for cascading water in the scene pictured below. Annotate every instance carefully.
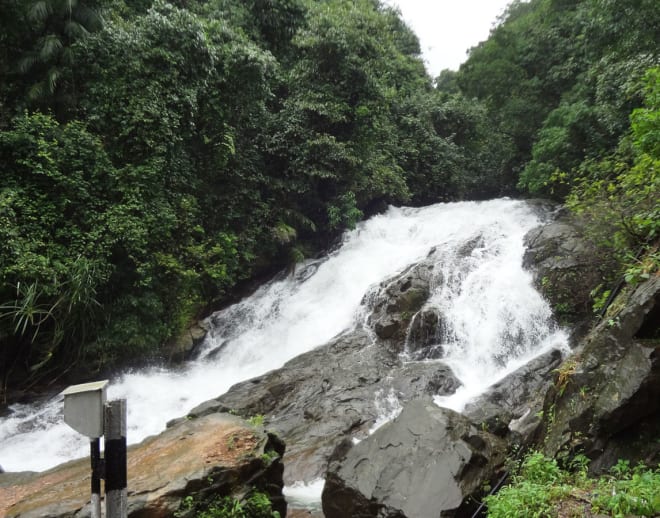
[0,199,567,474]
[395,208,570,411]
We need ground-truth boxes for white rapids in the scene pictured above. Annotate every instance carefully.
[0,199,568,474]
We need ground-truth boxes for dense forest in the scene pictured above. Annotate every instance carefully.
[0,0,657,400]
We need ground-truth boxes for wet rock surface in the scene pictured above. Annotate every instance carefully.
[186,252,465,485]
[322,400,507,518]
[523,213,606,334]
[187,328,461,484]
[364,259,436,348]
[407,308,445,359]
[164,320,210,363]
[0,413,285,518]
[464,348,564,441]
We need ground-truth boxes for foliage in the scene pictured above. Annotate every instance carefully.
[485,453,569,518]
[0,113,113,383]
[593,460,660,517]
[10,0,106,117]
[266,0,421,233]
[175,491,280,518]
[457,0,659,196]
[327,192,363,231]
[454,0,658,298]
[566,67,660,285]
[247,414,265,427]
[485,452,660,518]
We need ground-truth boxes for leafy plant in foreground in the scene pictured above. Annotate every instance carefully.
[175,491,280,518]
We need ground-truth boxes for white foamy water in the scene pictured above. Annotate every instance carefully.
[368,388,403,435]
[0,199,566,473]
[424,207,570,411]
[283,478,325,511]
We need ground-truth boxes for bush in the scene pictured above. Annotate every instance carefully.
[176,491,280,518]
[566,67,660,287]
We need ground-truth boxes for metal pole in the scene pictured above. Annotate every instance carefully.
[104,399,127,518]
[90,438,102,518]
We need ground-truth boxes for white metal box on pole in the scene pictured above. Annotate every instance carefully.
[62,380,109,438]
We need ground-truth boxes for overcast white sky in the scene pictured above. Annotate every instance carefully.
[384,0,514,77]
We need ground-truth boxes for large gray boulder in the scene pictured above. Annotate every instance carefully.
[364,259,435,348]
[322,400,507,518]
[163,320,210,363]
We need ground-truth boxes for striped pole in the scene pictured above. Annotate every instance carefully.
[104,399,127,518]
[90,438,102,518]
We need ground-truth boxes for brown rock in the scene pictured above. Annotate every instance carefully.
[287,509,324,518]
[0,413,285,518]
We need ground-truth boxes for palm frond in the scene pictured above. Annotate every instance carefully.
[74,3,103,32]
[29,351,54,372]
[28,1,52,23]
[18,53,39,73]
[47,67,61,94]
[64,19,88,39]
[62,0,79,17]
[61,46,75,66]
[282,208,318,232]
[28,81,48,101]
[39,34,63,62]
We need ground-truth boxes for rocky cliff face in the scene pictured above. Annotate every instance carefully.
[320,209,659,517]
[520,210,660,473]
[539,275,660,472]
[0,413,286,518]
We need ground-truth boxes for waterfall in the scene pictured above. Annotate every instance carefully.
[0,199,567,473]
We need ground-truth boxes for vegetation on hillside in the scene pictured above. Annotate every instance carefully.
[0,0,657,398]
[449,0,659,305]
[484,452,660,517]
